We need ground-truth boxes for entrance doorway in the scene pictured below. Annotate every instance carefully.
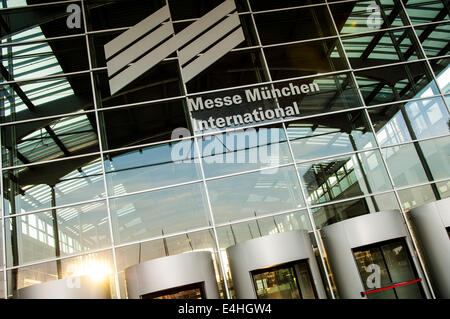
[251,260,317,299]
[353,239,425,299]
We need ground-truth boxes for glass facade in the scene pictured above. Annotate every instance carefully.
[0,0,449,299]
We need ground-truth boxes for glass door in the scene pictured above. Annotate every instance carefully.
[251,260,317,299]
[353,238,425,299]
[141,282,205,299]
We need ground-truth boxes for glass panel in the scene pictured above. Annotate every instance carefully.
[382,143,429,187]
[0,1,84,40]
[110,183,211,244]
[3,157,105,215]
[185,49,268,94]
[398,184,437,212]
[207,165,305,224]
[5,201,111,267]
[381,241,423,298]
[86,0,165,31]
[1,37,88,82]
[1,113,100,168]
[104,139,201,196]
[286,110,376,162]
[298,150,392,206]
[311,192,399,228]
[216,211,311,250]
[436,180,450,199]
[415,22,450,58]
[115,229,225,299]
[329,0,408,35]
[200,125,292,178]
[273,73,364,117]
[353,239,424,299]
[92,63,183,108]
[99,99,191,151]
[7,250,114,297]
[341,28,423,69]
[430,57,450,94]
[0,73,94,123]
[403,0,449,25]
[368,97,450,146]
[254,5,336,45]
[295,262,316,299]
[420,136,450,181]
[355,61,440,106]
[264,38,348,81]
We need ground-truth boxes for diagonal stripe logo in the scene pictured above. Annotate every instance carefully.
[104,0,245,95]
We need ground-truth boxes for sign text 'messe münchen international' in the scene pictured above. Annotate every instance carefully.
[188,82,320,131]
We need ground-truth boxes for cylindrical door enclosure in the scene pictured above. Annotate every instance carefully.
[15,275,111,299]
[226,230,327,299]
[321,210,428,299]
[125,251,219,299]
[409,198,450,298]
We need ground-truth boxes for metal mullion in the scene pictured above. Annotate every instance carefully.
[247,0,337,299]
[325,0,436,299]
[80,0,120,299]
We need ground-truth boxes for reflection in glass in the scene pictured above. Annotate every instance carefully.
[273,73,363,118]
[7,250,114,297]
[286,110,376,162]
[369,97,450,146]
[1,74,94,123]
[355,61,439,106]
[185,49,267,93]
[99,99,190,151]
[419,136,450,181]
[382,143,429,187]
[254,5,335,45]
[265,39,348,81]
[431,58,450,94]
[398,184,437,212]
[311,192,399,228]
[329,0,408,35]
[403,0,449,25]
[3,157,105,215]
[353,239,424,299]
[342,28,423,69]
[110,183,211,244]
[1,114,100,167]
[5,201,111,267]
[105,140,201,196]
[207,166,305,224]
[298,151,392,206]
[415,22,450,58]
[200,126,292,178]
[217,210,311,250]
